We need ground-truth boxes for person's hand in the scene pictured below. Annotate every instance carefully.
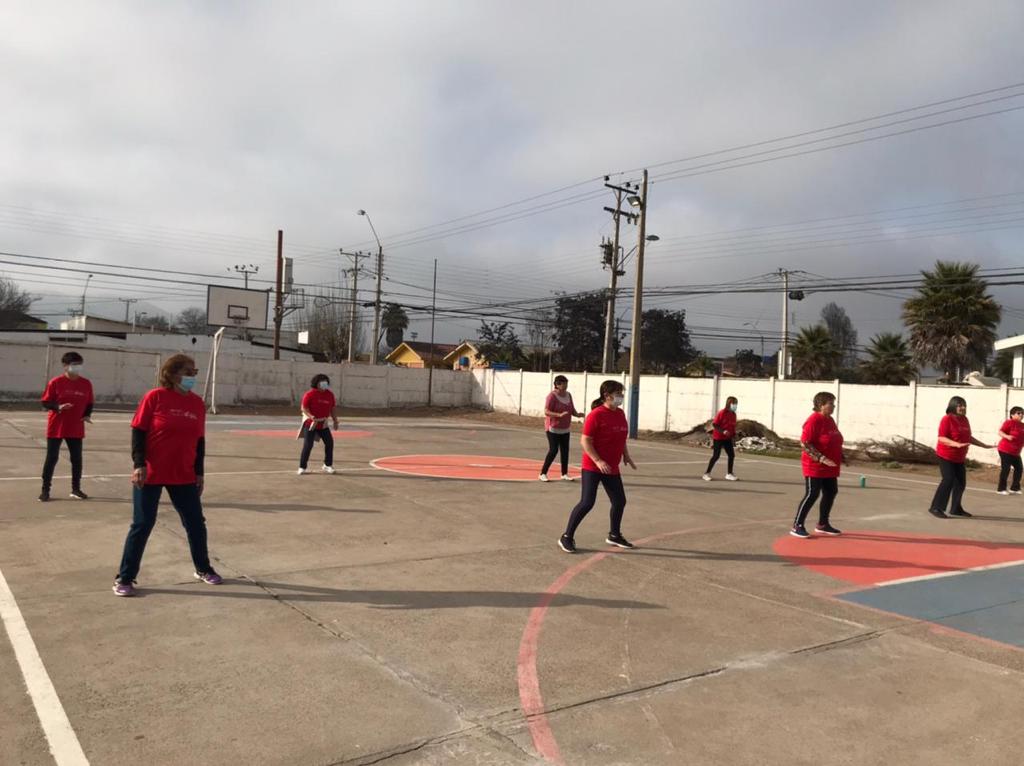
[722,430,730,437]
[332,418,339,430]
[625,456,637,470]
[196,476,204,497]
[83,416,92,423]
[820,457,838,468]
[58,402,73,411]
[595,459,612,474]
[131,467,146,488]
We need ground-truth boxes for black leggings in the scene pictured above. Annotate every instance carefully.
[41,437,83,491]
[299,428,334,469]
[997,451,1022,492]
[705,439,735,474]
[541,431,571,476]
[564,470,626,539]
[793,477,838,528]
[930,458,966,513]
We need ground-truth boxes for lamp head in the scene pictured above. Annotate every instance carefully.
[357,209,366,216]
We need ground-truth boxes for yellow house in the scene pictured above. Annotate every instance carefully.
[442,341,489,370]
[385,341,458,369]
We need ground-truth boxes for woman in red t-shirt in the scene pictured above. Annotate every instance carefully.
[39,350,94,501]
[539,375,584,482]
[703,396,739,481]
[791,391,844,539]
[558,380,637,553]
[996,406,1023,495]
[297,373,339,475]
[113,354,221,597]
[928,396,993,519]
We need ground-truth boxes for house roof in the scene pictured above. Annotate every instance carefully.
[0,310,47,328]
[385,340,459,362]
[994,334,1024,352]
[441,341,483,362]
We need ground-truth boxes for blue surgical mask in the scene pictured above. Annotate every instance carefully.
[729,404,737,412]
[180,376,197,392]
[318,381,330,390]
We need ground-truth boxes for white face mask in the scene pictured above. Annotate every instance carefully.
[67,365,83,375]
[318,381,330,390]
[611,394,624,407]
[729,404,737,412]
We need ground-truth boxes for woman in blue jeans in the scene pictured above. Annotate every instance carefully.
[113,354,222,596]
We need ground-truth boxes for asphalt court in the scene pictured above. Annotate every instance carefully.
[2,411,1023,766]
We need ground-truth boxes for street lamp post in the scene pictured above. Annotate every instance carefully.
[357,209,384,364]
[79,273,94,318]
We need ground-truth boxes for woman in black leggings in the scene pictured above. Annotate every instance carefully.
[928,396,992,518]
[539,375,583,482]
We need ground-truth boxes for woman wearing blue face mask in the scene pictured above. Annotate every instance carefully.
[703,396,739,482]
[113,354,221,596]
[297,373,338,475]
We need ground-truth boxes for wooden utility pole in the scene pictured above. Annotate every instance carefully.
[627,169,649,439]
[273,230,283,360]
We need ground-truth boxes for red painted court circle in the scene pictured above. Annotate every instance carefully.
[372,454,582,481]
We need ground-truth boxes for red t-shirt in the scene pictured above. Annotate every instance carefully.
[581,405,629,475]
[301,389,336,430]
[801,412,843,479]
[41,375,94,439]
[997,418,1023,456]
[544,391,576,432]
[935,414,971,463]
[712,408,737,441]
[131,387,206,485]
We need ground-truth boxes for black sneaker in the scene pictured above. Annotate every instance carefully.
[605,533,635,549]
[927,507,947,519]
[38,490,50,502]
[557,535,576,554]
[69,489,88,500]
[815,523,843,536]
[790,524,811,539]
[948,508,973,518]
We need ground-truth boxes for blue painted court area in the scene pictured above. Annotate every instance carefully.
[837,564,1024,648]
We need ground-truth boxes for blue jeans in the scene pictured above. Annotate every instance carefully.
[117,484,212,582]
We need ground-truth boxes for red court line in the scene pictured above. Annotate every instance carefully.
[372,454,581,482]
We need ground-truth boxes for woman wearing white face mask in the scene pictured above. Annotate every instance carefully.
[703,396,739,481]
[113,354,220,596]
[297,373,339,475]
[558,379,637,553]
[39,351,94,501]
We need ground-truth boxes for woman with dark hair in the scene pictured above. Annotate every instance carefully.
[703,396,739,482]
[928,396,992,518]
[39,351,94,501]
[996,406,1023,495]
[791,391,844,539]
[558,379,637,553]
[539,374,584,482]
[297,373,338,475]
[112,354,221,597]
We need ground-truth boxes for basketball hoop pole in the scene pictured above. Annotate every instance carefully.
[203,327,227,414]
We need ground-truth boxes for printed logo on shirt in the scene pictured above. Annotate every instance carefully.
[167,408,200,421]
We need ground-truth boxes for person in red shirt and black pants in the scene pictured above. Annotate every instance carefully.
[928,396,993,519]
[558,380,637,553]
[791,391,844,539]
[703,396,739,482]
[996,406,1023,495]
[297,374,339,475]
[113,354,221,597]
[39,351,94,502]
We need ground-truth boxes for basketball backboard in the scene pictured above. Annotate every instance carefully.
[206,285,270,330]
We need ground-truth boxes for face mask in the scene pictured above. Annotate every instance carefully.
[729,404,737,412]
[318,381,330,390]
[67,365,83,375]
[611,394,624,407]
[180,376,197,392]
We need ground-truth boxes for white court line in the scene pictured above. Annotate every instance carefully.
[866,559,1024,589]
[0,467,370,483]
[0,568,89,765]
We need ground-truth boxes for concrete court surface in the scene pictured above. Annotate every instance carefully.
[1,410,1023,766]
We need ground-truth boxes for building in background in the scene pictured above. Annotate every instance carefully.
[443,341,489,370]
[385,341,458,369]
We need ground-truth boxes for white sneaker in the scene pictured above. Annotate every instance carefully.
[297,467,308,475]
[539,474,549,482]
[702,474,712,482]
[561,474,574,482]
[725,473,738,482]
[1011,490,1023,495]
[322,465,336,474]
[997,490,1009,495]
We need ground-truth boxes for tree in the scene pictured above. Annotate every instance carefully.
[790,325,842,380]
[902,261,1001,381]
[0,276,34,313]
[640,309,696,374]
[523,308,554,371]
[476,321,525,366]
[686,353,717,377]
[860,332,916,385]
[299,294,351,362]
[820,302,858,367]
[176,307,208,333]
[381,303,409,349]
[552,291,606,371]
[990,349,1014,383]
[732,348,764,377]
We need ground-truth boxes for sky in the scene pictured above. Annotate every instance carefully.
[2,0,1023,358]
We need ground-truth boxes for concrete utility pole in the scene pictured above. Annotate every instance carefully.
[601,187,628,373]
[273,230,284,360]
[427,259,438,406]
[79,274,94,317]
[778,268,789,380]
[627,169,649,439]
[341,250,369,362]
[357,209,384,364]
[118,297,138,323]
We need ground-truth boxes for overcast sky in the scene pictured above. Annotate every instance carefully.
[2,0,1023,356]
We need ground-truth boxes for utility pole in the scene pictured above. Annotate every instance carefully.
[79,273,94,317]
[627,169,649,439]
[778,268,789,380]
[371,242,383,364]
[273,230,284,360]
[341,250,369,362]
[601,181,641,373]
[230,264,259,289]
[427,259,438,407]
[118,297,138,323]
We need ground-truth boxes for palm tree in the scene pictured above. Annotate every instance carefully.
[790,325,841,380]
[902,261,1001,381]
[381,303,409,349]
[860,333,916,385]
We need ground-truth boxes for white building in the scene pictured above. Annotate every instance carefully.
[994,334,1024,388]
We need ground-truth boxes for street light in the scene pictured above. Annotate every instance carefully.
[357,209,385,364]
[619,234,660,269]
[79,273,94,318]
